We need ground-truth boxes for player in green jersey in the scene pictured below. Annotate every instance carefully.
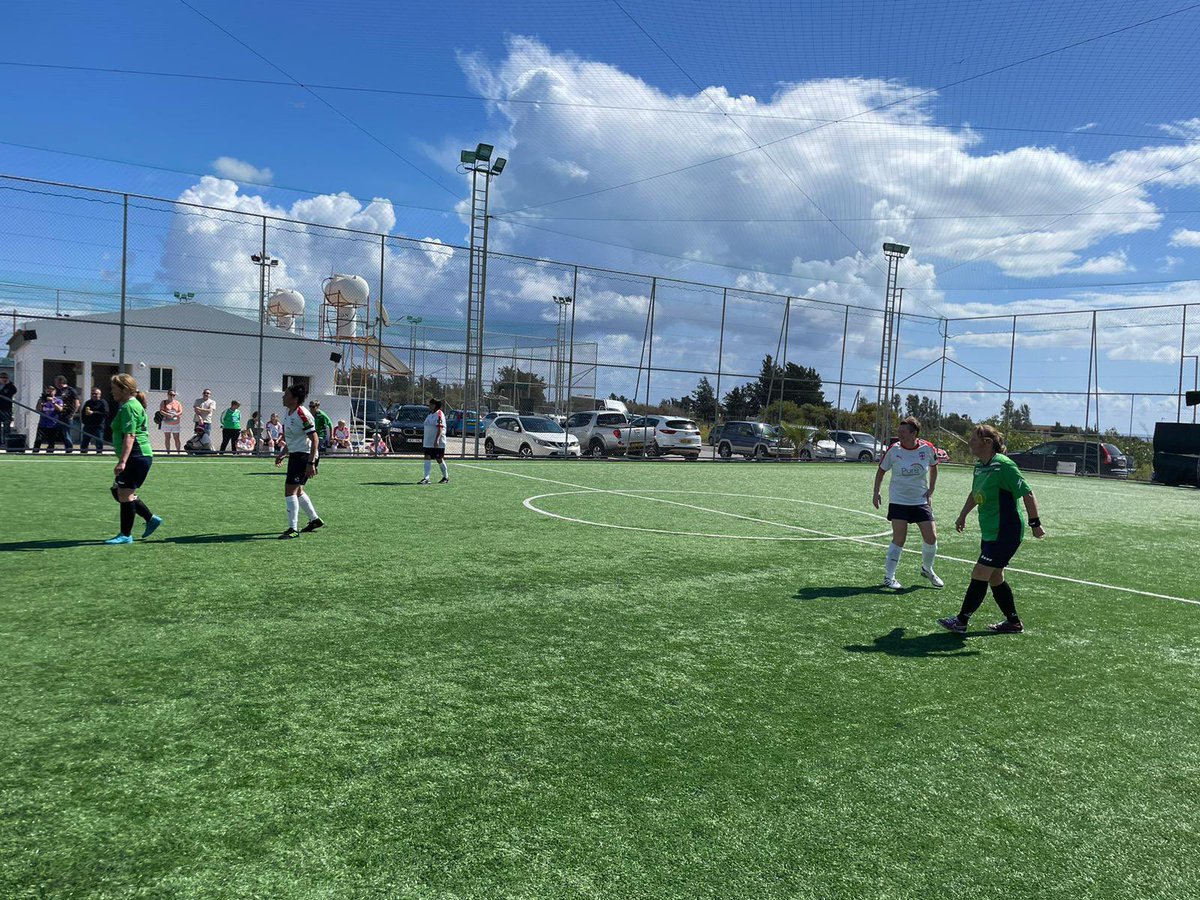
[938,425,1045,634]
[105,374,163,545]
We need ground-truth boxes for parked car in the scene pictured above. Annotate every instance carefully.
[387,404,431,450]
[829,429,885,462]
[484,415,581,458]
[447,409,481,437]
[351,398,391,434]
[708,423,725,446]
[1006,440,1131,477]
[717,421,795,460]
[625,415,703,459]
[796,426,847,461]
[566,410,629,458]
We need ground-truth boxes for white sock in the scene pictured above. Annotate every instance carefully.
[298,492,318,522]
[285,495,300,530]
[423,460,432,479]
[885,543,903,579]
[922,542,937,572]
[438,460,449,479]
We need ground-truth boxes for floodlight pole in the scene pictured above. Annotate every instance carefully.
[876,242,910,446]
[251,237,279,428]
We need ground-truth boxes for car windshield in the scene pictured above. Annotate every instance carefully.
[398,405,428,420]
[1102,443,1122,455]
[597,413,626,426]
[666,419,698,430]
[851,433,874,443]
[520,417,563,434]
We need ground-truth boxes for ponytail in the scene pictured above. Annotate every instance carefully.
[973,424,1006,455]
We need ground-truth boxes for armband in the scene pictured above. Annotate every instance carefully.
[1028,517,1041,529]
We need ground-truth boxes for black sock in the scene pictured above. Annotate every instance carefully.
[992,580,1020,622]
[119,502,135,537]
[957,578,989,622]
[132,499,153,522]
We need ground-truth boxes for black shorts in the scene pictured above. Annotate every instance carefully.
[978,539,1021,569]
[114,454,152,490]
[423,447,446,461]
[286,452,318,485]
[888,502,934,524]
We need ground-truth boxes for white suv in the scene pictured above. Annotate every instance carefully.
[484,415,581,458]
[625,415,703,460]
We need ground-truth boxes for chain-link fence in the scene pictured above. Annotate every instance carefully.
[1,174,1196,469]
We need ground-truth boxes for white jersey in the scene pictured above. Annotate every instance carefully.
[423,410,446,448]
[880,440,938,506]
[194,397,216,424]
[282,405,317,455]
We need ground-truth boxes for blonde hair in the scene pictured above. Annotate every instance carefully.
[111,373,138,394]
[973,424,1005,454]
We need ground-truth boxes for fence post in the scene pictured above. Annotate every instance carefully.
[645,277,657,414]
[778,297,792,424]
[938,319,949,423]
[1005,315,1016,430]
[118,194,128,369]
[1178,305,1188,422]
[715,288,728,423]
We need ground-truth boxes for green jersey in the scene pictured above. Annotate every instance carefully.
[972,453,1031,542]
[221,407,242,430]
[112,399,154,458]
[313,409,333,436]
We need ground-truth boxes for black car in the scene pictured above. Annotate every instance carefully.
[387,404,430,450]
[1007,440,1131,478]
[351,398,390,434]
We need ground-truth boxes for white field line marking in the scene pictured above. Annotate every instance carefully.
[458,462,1200,608]
[524,490,892,542]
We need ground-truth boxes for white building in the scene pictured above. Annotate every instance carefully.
[5,303,405,445]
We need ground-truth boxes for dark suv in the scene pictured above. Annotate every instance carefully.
[387,404,431,450]
[716,421,795,460]
[1007,440,1132,478]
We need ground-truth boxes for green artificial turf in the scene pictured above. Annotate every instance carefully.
[1,457,1197,899]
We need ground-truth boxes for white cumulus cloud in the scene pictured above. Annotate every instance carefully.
[211,157,275,185]
[1169,228,1200,248]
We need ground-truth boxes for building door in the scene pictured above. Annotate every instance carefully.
[91,363,122,438]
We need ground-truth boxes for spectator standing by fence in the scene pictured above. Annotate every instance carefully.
[219,400,242,454]
[32,387,63,453]
[53,375,79,453]
[159,390,183,454]
[248,410,264,454]
[0,372,15,449]
[80,388,109,453]
[309,400,333,452]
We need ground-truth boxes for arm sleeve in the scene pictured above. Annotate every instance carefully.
[1000,458,1032,498]
[878,445,894,471]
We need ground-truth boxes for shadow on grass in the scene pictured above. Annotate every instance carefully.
[157,532,279,544]
[242,472,284,477]
[0,538,106,552]
[844,627,981,658]
[793,584,920,601]
[360,482,424,486]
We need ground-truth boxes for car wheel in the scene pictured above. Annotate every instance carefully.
[484,437,497,458]
[684,454,698,462]
[649,440,662,457]
[755,444,768,460]
[859,450,874,462]
[799,448,812,460]
[589,439,607,459]
[518,443,533,459]
[718,442,733,459]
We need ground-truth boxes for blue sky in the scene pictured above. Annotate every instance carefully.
[3,0,1200,427]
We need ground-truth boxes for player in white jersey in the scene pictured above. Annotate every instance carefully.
[274,382,324,539]
[419,398,449,485]
[872,416,942,590]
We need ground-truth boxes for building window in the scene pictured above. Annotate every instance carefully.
[149,367,173,391]
[283,374,311,394]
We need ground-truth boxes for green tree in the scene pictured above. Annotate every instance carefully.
[492,366,547,414]
[691,377,718,421]
[722,383,756,419]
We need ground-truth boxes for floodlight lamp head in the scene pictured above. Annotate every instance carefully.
[491,157,507,175]
[475,143,494,162]
[882,242,911,257]
[460,149,476,165]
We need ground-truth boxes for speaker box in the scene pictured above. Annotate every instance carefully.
[1187,390,1200,407]
[5,432,27,452]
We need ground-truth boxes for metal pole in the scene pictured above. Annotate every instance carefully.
[778,297,792,424]
[1084,311,1096,434]
[473,168,492,459]
[715,288,728,425]
[1006,315,1017,430]
[1093,311,1102,434]
[645,277,656,415]
[835,306,849,417]
[377,235,385,414]
[1129,393,1135,439]
[889,288,904,419]
[256,217,267,426]
[938,319,949,422]
[118,194,128,369]
[1178,305,1188,422]
[566,266,578,414]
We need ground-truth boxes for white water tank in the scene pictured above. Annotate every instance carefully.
[267,288,305,332]
[323,274,369,338]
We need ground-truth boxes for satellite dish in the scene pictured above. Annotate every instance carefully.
[377,297,391,327]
